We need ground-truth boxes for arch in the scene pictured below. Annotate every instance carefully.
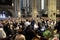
[0,9,13,18]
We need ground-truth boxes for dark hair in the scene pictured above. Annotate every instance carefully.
[26,19,28,21]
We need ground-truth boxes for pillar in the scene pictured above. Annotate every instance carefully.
[15,0,21,17]
[37,0,41,11]
[48,0,56,21]
[31,0,38,18]
[17,0,21,17]
[14,0,17,17]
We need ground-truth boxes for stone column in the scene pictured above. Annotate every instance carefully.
[31,0,38,18]
[48,0,56,21]
[37,0,41,11]
[17,0,21,17]
[15,0,21,17]
[14,0,18,17]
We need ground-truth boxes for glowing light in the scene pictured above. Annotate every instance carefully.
[18,11,21,17]
[12,3,14,6]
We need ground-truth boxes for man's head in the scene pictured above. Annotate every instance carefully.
[15,34,25,40]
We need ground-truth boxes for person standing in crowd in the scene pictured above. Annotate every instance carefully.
[3,21,9,36]
[13,20,18,28]
[19,20,25,30]
[22,19,36,40]
[54,20,60,33]
[45,20,48,28]
[25,19,31,28]
[41,19,45,26]
[15,34,26,40]
[31,18,35,27]
[34,22,39,31]
[0,22,6,38]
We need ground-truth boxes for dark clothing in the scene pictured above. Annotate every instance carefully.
[20,21,25,30]
[38,22,41,29]
[24,30,36,40]
[3,23,10,36]
[31,20,35,30]
[13,22,17,28]
[31,20,35,26]
[3,23,14,36]
[42,21,45,26]
[54,21,60,32]
[23,25,36,40]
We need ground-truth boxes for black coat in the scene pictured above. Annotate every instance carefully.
[55,21,60,32]
[3,23,14,36]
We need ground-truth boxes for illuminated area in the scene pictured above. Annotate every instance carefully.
[0,13,6,18]
[12,3,14,6]
[18,11,21,17]
[41,0,44,10]
[0,11,6,18]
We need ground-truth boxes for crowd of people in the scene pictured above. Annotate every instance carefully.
[0,17,60,40]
